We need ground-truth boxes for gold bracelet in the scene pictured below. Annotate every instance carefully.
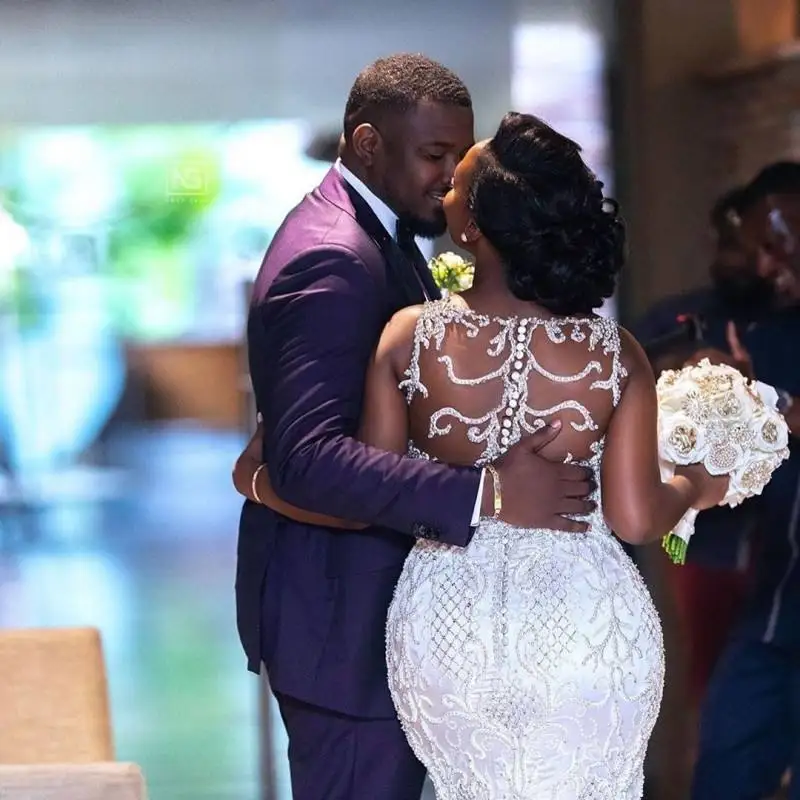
[251,463,266,504]
[485,464,502,519]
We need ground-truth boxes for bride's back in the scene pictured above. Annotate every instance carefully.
[401,297,625,468]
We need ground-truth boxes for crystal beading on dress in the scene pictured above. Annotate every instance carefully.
[398,300,627,466]
[387,299,664,800]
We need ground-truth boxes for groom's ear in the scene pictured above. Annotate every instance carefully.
[351,123,381,167]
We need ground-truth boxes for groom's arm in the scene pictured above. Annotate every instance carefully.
[250,246,481,546]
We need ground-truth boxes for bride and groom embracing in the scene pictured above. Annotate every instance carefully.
[233,53,726,800]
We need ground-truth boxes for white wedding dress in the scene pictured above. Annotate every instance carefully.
[386,300,665,800]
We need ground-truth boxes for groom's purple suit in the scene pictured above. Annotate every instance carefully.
[237,167,481,799]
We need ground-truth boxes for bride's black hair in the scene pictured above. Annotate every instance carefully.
[467,112,625,315]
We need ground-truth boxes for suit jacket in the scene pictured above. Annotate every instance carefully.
[237,167,481,718]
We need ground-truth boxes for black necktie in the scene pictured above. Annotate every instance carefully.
[396,220,440,301]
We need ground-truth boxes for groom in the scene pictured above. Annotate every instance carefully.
[238,53,594,800]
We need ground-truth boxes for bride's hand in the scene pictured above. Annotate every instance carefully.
[675,463,729,511]
[233,420,265,501]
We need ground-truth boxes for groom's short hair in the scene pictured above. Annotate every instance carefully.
[343,53,471,140]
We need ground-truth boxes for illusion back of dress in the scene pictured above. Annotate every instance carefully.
[399,298,627,471]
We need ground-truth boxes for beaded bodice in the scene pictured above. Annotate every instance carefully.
[398,298,627,468]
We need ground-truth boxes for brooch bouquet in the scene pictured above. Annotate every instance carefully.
[428,251,474,293]
[657,359,790,564]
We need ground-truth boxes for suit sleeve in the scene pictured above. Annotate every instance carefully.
[250,246,480,546]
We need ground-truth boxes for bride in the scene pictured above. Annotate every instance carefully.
[234,112,727,798]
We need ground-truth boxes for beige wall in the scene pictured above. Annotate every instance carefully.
[617,0,740,320]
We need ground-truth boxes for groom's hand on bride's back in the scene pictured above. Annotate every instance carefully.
[486,420,595,532]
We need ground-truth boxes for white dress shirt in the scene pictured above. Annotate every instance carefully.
[335,159,485,525]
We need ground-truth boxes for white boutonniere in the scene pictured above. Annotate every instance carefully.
[428,251,475,293]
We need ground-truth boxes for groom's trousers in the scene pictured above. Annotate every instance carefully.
[691,636,800,799]
[274,691,426,800]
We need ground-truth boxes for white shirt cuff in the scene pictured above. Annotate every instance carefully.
[471,469,486,526]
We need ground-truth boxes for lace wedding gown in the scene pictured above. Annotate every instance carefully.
[386,300,665,800]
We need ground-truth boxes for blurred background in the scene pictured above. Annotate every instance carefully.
[1,0,799,798]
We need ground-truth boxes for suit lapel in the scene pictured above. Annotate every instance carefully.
[343,183,425,308]
[319,168,443,307]
[415,254,442,301]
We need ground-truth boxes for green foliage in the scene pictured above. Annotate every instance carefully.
[104,136,222,337]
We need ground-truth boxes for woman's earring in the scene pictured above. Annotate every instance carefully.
[460,232,468,243]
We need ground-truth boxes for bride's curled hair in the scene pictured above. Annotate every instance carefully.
[468,112,625,315]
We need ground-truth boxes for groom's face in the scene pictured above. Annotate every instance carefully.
[377,100,474,238]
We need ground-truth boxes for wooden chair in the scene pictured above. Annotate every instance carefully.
[0,627,113,764]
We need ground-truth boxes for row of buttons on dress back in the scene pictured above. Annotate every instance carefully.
[500,319,530,451]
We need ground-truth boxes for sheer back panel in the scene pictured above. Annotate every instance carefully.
[400,300,627,468]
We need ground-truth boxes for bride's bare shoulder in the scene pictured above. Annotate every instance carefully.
[382,304,425,342]
[379,296,476,358]
[374,304,427,374]
[616,325,651,376]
